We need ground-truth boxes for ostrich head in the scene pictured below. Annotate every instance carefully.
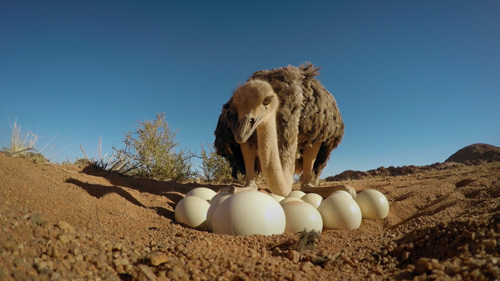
[231,80,278,144]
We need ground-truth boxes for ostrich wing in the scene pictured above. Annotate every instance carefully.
[214,100,245,178]
[251,63,344,180]
[214,100,260,179]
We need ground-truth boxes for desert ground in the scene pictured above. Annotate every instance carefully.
[1,151,499,280]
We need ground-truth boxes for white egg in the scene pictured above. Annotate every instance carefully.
[318,192,362,230]
[329,190,354,201]
[281,200,323,234]
[212,191,286,236]
[174,196,211,229]
[279,197,303,205]
[206,192,232,231]
[355,190,389,220]
[186,187,216,202]
[301,193,323,209]
[269,193,285,202]
[287,190,306,198]
[211,191,232,203]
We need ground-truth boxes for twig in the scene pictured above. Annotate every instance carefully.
[7,147,37,156]
[80,145,90,161]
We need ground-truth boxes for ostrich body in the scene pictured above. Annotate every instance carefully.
[214,64,344,196]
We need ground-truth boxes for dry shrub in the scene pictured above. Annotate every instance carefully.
[109,113,196,182]
[199,144,233,183]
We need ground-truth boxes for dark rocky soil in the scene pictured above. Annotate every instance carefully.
[328,143,500,182]
[1,152,499,280]
[445,143,500,164]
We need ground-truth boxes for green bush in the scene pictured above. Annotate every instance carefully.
[199,144,233,183]
[109,113,196,182]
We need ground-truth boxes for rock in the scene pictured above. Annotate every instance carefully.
[112,243,123,251]
[29,213,44,226]
[137,264,157,281]
[150,253,170,266]
[113,257,130,267]
[287,250,300,263]
[34,258,53,274]
[300,261,314,272]
[413,258,433,275]
[57,234,73,244]
[57,220,76,233]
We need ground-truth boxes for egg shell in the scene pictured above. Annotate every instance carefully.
[282,200,323,234]
[206,192,232,231]
[287,190,306,198]
[212,191,286,236]
[186,187,216,202]
[355,190,389,220]
[301,193,323,209]
[318,194,362,230]
[328,190,354,201]
[211,191,232,203]
[174,196,211,229]
[279,197,303,205]
[269,193,285,202]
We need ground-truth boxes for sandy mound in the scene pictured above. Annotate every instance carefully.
[1,152,499,280]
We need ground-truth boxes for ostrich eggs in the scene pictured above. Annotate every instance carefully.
[279,197,303,205]
[330,190,355,201]
[318,192,362,230]
[301,193,323,209]
[186,187,216,202]
[212,191,286,236]
[287,190,306,198]
[282,201,323,234]
[355,190,389,220]
[174,196,211,230]
[269,193,285,202]
[206,192,232,231]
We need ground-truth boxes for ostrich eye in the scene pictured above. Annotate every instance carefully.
[263,96,273,106]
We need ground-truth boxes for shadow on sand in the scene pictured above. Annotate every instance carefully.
[66,165,228,221]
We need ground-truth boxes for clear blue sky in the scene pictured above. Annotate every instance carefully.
[1,1,499,177]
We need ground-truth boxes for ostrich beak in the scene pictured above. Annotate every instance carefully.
[234,114,263,143]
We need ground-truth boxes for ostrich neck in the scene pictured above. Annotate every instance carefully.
[256,117,293,196]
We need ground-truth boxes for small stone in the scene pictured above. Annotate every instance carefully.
[150,253,169,266]
[113,257,130,267]
[29,213,44,226]
[287,250,300,263]
[57,234,72,244]
[272,248,282,256]
[414,258,432,275]
[300,261,314,272]
[57,220,70,230]
[112,243,123,251]
[137,264,157,281]
[34,258,53,274]
[57,220,76,233]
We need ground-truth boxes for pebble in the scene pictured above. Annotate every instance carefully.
[150,253,170,266]
[287,250,300,263]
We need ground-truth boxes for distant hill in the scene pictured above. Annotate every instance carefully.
[327,143,500,181]
[445,143,500,164]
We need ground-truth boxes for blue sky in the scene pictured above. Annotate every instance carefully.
[1,1,499,177]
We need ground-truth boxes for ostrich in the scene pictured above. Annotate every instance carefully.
[214,63,344,196]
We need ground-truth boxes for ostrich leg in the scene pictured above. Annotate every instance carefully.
[228,142,258,194]
[300,142,322,188]
[240,142,257,188]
